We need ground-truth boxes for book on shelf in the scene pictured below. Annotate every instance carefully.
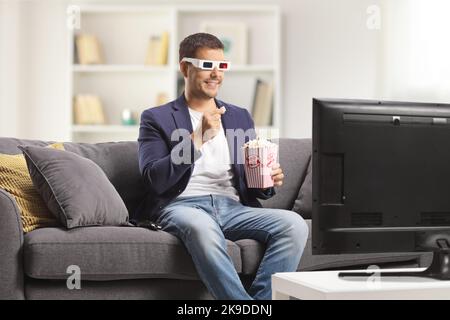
[75,34,104,65]
[145,31,169,66]
[251,79,274,127]
[73,95,106,125]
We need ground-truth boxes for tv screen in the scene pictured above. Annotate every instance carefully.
[312,98,450,279]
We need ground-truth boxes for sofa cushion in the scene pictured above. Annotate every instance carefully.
[0,138,51,155]
[24,227,242,281]
[0,138,148,219]
[235,220,423,275]
[292,159,312,219]
[25,278,213,300]
[63,142,148,219]
[0,143,64,232]
[20,145,130,229]
[260,139,311,216]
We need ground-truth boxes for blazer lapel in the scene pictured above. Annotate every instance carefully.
[172,94,193,133]
[216,99,237,159]
[216,99,244,182]
[217,99,236,132]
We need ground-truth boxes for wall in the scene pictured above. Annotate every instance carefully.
[281,0,381,138]
[1,0,70,141]
[0,0,382,140]
[0,0,20,138]
[380,0,450,104]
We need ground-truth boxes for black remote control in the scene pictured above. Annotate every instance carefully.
[137,220,162,231]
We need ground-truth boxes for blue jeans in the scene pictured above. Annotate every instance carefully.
[156,194,309,300]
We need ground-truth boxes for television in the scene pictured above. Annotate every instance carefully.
[312,98,450,279]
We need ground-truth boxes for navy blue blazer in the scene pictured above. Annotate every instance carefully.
[132,94,275,222]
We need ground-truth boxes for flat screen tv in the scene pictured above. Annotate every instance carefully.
[312,98,450,279]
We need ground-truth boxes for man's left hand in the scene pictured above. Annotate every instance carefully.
[271,163,284,187]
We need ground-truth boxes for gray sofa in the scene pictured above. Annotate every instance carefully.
[0,137,429,300]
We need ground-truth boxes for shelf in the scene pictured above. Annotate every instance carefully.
[72,65,171,73]
[77,5,173,14]
[72,125,139,133]
[72,124,276,135]
[176,5,279,13]
[78,4,278,14]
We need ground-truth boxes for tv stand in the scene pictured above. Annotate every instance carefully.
[273,269,450,299]
[339,239,450,280]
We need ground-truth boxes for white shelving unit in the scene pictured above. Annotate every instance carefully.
[72,65,171,73]
[68,4,281,143]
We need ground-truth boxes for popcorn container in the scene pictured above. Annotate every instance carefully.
[242,141,278,189]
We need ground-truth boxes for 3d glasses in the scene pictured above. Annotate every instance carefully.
[181,57,231,71]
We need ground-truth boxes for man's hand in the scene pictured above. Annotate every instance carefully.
[270,163,284,187]
[191,107,226,149]
[202,106,226,141]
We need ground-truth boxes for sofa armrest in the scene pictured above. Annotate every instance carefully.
[0,188,25,299]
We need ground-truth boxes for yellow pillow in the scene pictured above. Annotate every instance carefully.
[0,143,65,232]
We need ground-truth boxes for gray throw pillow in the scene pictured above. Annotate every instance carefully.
[292,159,312,219]
[19,145,129,229]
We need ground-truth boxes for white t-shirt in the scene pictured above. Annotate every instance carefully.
[178,107,240,201]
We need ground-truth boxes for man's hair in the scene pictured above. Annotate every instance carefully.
[179,33,224,62]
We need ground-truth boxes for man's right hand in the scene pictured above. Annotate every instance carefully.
[191,107,226,149]
[202,106,226,141]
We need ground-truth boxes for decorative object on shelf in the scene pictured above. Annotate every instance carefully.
[156,92,169,106]
[200,22,248,65]
[145,31,169,66]
[73,94,106,125]
[121,109,137,126]
[75,34,104,65]
[251,79,274,127]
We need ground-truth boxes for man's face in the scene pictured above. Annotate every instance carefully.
[181,48,225,100]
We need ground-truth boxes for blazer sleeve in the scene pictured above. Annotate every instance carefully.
[138,110,202,195]
[243,109,276,200]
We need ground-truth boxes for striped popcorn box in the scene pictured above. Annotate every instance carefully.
[242,140,278,189]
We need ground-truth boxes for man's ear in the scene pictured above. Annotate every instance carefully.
[180,62,188,78]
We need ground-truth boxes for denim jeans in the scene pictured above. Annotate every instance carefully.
[156,194,309,300]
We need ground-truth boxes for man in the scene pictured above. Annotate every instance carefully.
[135,33,308,300]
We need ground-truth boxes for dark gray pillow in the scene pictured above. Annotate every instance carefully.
[19,145,129,229]
[292,159,312,219]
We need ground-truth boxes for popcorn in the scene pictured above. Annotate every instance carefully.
[243,138,277,149]
[242,138,278,189]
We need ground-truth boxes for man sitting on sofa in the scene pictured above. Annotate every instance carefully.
[136,32,308,300]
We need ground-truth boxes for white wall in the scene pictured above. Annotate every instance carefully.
[1,0,70,141]
[281,0,382,138]
[0,0,20,138]
[0,0,385,140]
[380,0,450,104]
[20,0,71,141]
